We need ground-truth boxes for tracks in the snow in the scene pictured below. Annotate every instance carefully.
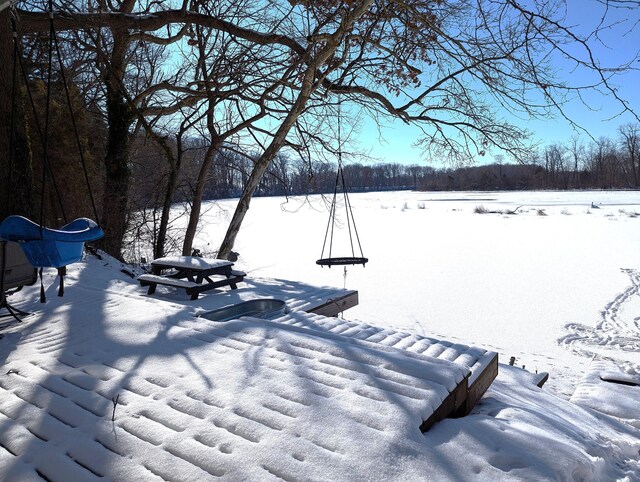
[559,268,640,368]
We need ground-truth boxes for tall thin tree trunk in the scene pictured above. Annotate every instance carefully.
[182,141,218,256]
[1,9,33,221]
[101,83,132,259]
[154,135,183,260]
[154,171,176,260]
[217,94,312,260]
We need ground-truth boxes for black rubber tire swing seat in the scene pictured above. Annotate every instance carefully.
[316,102,368,269]
[316,257,368,267]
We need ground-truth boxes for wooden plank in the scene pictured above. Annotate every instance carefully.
[453,352,498,417]
[139,273,245,300]
[535,372,550,388]
[151,256,233,270]
[420,374,469,432]
[307,291,358,317]
[138,274,199,289]
[186,274,245,299]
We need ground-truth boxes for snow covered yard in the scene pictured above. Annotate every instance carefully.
[1,189,640,480]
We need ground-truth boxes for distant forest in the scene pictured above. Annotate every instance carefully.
[129,129,640,208]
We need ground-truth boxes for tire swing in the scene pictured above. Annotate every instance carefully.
[0,4,104,304]
[316,104,368,269]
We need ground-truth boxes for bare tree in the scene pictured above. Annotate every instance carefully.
[569,135,585,188]
[6,0,639,261]
[217,0,640,257]
[618,123,640,187]
[179,2,277,256]
[588,137,621,187]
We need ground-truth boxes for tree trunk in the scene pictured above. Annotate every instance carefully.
[100,83,132,259]
[0,9,12,220]
[154,135,183,260]
[154,170,175,260]
[0,8,33,221]
[182,142,218,256]
[98,15,137,260]
[217,90,313,260]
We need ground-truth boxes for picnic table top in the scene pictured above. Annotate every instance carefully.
[151,256,233,270]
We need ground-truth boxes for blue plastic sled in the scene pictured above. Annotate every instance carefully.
[0,215,104,268]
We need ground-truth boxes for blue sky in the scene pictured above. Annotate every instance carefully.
[353,0,640,167]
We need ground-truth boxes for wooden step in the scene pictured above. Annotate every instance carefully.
[137,274,199,289]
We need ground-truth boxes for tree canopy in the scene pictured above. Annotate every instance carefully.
[1,0,638,260]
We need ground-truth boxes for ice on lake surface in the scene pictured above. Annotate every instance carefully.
[186,190,640,392]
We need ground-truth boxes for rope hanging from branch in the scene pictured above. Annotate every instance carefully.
[316,102,368,268]
[1,3,104,302]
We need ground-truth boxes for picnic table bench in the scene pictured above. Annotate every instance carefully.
[138,256,245,300]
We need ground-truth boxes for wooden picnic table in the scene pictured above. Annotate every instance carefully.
[138,256,245,300]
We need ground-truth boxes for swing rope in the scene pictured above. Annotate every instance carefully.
[41,8,55,230]
[10,3,100,228]
[4,3,104,302]
[8,19,18,199]
[316,102,368,268]
[51,14,101,226]
[340,166,366,261]
[11,16,67,224]
[318,167,341,262]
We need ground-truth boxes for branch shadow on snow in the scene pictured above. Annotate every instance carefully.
[0,253,208,479]
[0,253,478,479]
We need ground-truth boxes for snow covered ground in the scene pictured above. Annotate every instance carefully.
[1,189,640,480]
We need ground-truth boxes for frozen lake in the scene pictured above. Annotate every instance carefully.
[185,189,640,396]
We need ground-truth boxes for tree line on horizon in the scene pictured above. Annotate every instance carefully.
[421,128,640,191]
[127,124,639,205]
